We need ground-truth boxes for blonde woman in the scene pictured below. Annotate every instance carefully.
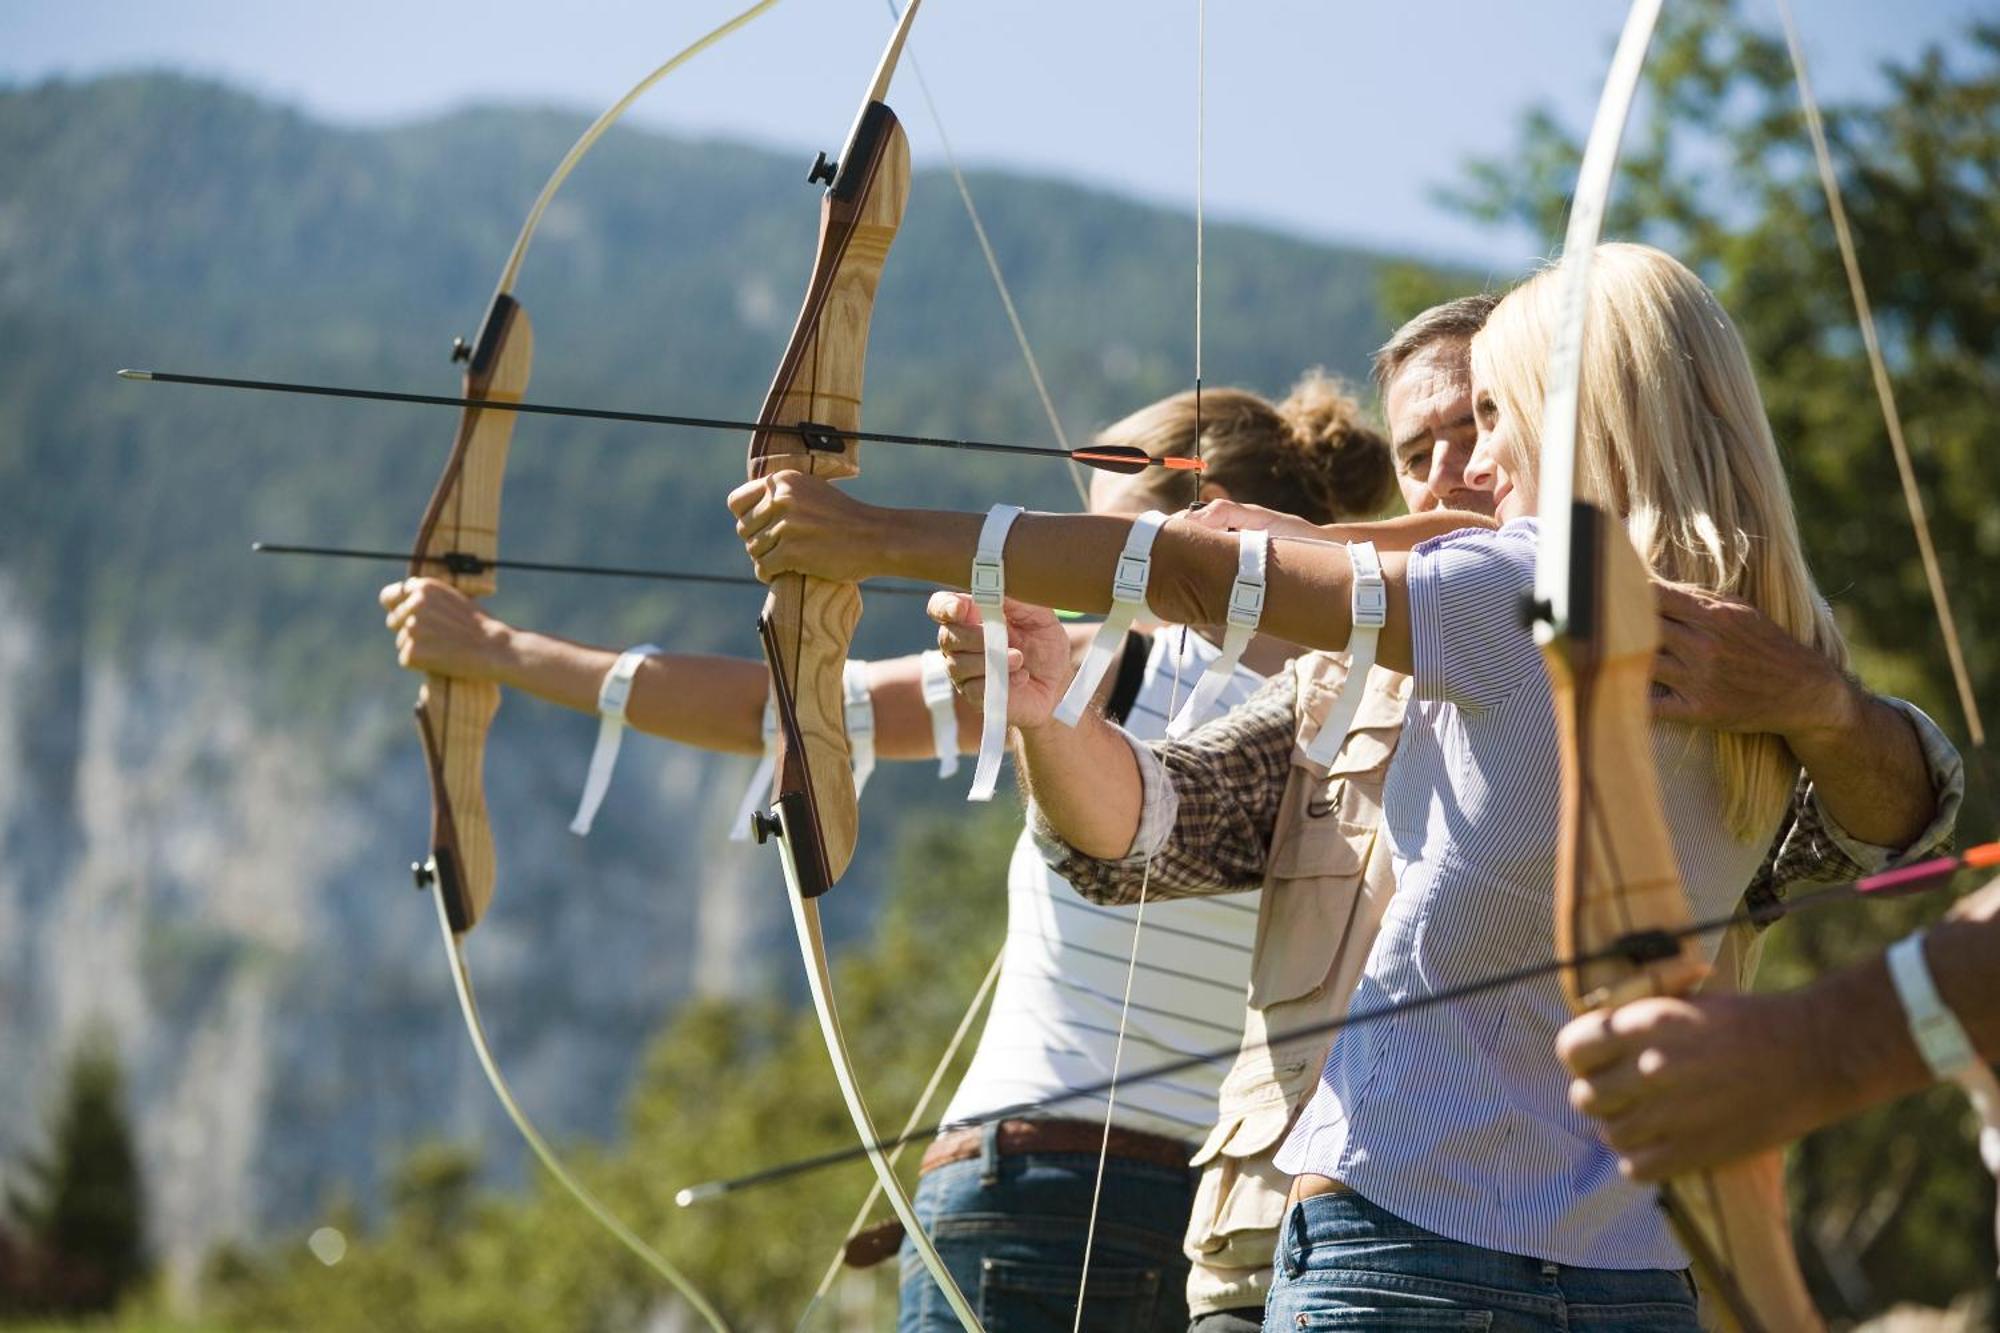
[384,374,1392,1332]
[728,244,1947,1329]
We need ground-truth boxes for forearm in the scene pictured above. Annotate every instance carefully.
[875,510,1411,660]
[1036,670,1298,901]
[851,654,978,760]
[486,627,769,755]
[1014,713,1146,859]
[1785,684,1937,850]
[1795,878,2000,1130]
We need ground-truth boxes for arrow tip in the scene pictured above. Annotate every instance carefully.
[673,1185,718,1209]
[116,369,151,380]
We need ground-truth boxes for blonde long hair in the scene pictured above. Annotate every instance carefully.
[1473,242,1845,839]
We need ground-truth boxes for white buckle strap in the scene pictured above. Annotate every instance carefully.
[729,693,780,841]
[1888,930,2000,1256]
[1054,510,1170,727]
[968,503,1024,801]
[1299,541,1386,768]
[568,644,660,836]
[842,659,877,797]
[1166,529,1270,738]
[919,650,961,778]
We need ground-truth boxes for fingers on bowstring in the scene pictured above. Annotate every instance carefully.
[927,589,979,627]
[1000,595,1052,628]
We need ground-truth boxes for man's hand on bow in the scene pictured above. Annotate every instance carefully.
[929,591,1071,731]
[381,578,510,681]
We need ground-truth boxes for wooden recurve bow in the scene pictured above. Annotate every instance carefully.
[406,11,783,1327]
[739,2,985,1328]
[1531,3,1824,1329]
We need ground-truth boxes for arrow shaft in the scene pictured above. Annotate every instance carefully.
[675,848,1997,1202]
[252,541,937,596]
[122,368,1196,473]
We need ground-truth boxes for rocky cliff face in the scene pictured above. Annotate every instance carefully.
[0,575,791,1289]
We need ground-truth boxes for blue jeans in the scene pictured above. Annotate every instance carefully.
[1264,1192,1702,1332]
[898,1121,1195,1332]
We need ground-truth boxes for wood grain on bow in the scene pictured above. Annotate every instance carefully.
[400,14,782,1327]
[1534,4,1822,1328]
[1542,513,1822,1333]
[742,4,983,1326]
[411,295,531,931]
[408,0,778,930]
[745,29,913,892]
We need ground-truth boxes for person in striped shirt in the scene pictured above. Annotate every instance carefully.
[727,242,1961,1330]
[381,373,1394,1329]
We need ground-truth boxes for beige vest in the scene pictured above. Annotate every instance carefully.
[1183,652,1410,1315]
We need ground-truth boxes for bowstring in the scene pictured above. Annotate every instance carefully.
[1069,641,1180,1331]
[1771,0,1986,757]
[797,946,1003,1325]
[797,4,1089,1315]
[435,894,732,1331]
[673,855,2000,1200]
[1070,4,1207,1322]
[882,0,1089,507]
[437,10,780,1327]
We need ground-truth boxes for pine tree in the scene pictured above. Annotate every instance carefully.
[4,1031,151,1313]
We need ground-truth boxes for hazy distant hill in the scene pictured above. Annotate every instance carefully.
[0,72,1426,1283]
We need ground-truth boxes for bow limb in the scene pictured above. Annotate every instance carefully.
[746,20,920,883]
[1534,4,1820,1329]
[743,4,981,1326]
[411,0,782,928]
[408,14,787,1326]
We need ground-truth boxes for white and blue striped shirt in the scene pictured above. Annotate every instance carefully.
[1274,519,1779,1270]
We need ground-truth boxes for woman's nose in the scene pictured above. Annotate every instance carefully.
[1462,436,1499,494]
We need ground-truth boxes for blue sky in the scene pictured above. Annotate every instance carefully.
[2,1,1988,266]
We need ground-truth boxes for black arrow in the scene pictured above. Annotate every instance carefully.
[120,369,1202,476]
[252,541,940,597]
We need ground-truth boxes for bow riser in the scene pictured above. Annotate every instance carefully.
[1547,505,1707,1010]
[412,294,533,933]
[749,102,911,890]
[1548,506,1821,1333]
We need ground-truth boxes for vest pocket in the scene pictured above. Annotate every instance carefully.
[1253,810,1369,1008]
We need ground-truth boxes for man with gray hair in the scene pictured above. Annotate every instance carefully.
[1164,293,1506,1326]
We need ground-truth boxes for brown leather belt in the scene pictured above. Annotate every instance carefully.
[921,1116,1194,1174]
[841,1118,1195,1269]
